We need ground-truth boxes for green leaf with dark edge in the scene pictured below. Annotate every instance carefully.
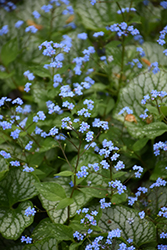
[0,167,38,239]
[124,121,167,139]
[0,70,15,79]
[0,158,9,181]
[0,201,34,240]
[29,66,51,78]
[113,71,167,124]
[150,161,167,181]
[54,171,74,177]
[56,198,74,210]
[147,187,167,214]
[1,38,18,66]
[73,0,116,30]
[22,237,58,250]
[111,193,127,204]
[39,177,92,224]
[98,205,156,246]
[34,182,67,201]
[0,167,39,207]
[142,42,167,66]
[32,218,74,242]
[38,137,59,153]
[132,137,149,151]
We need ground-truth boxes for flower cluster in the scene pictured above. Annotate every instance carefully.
[117,7,136,14]
[132,165,143,178]
[107,22,140,38]
[158,207,167,218]
[21,236,32,244]
[99,198,111,209]
[24,206,36,216]
[109,180,127,195]
[153,141,167,156]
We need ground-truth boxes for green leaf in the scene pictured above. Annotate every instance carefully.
[0,167,38,207]
[105,42,122,67]
[0,168,38,239]
[0,131,12,144]
[0,70,15,79]
[54,171,74,177]
[113,71,167,125]
[79,187,107,198]
[38,138,59,152]
[39,177,91,224]
[160,106,167,118]
[0,158,9,181]
[29,66,51,78]
[34,182,66,201]
[98,96,115,116]
[74,0,116,30]
[150,161,167,181]
[147,187,167,214]
[132,137,149,151]
[32,218,74,242]
[98,205,156,246]
[145,105,159,116]
[32,86,49,110]
[111,193,127,204]
[125,122,167,139]
[23,237,58,250]
[1,38,18,66]
[69,242,83,250]
[112,171,127,180]
[56,198,74,210]
[0,201,34,240]
[142,42,167,66]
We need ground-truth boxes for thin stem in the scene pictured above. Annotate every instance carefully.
[56,139,73,171]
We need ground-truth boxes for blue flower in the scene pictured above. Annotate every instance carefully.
[139,211,145,219]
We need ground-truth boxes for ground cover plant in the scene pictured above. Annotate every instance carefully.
[0,0,167,249]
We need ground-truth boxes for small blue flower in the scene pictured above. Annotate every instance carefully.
[139,211,145,219]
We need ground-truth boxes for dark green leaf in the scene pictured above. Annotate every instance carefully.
[1,38,18,66]
[38,138,59,153]
[0,70,15,79]
[132,138,149,151]
[150,161,167,181]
